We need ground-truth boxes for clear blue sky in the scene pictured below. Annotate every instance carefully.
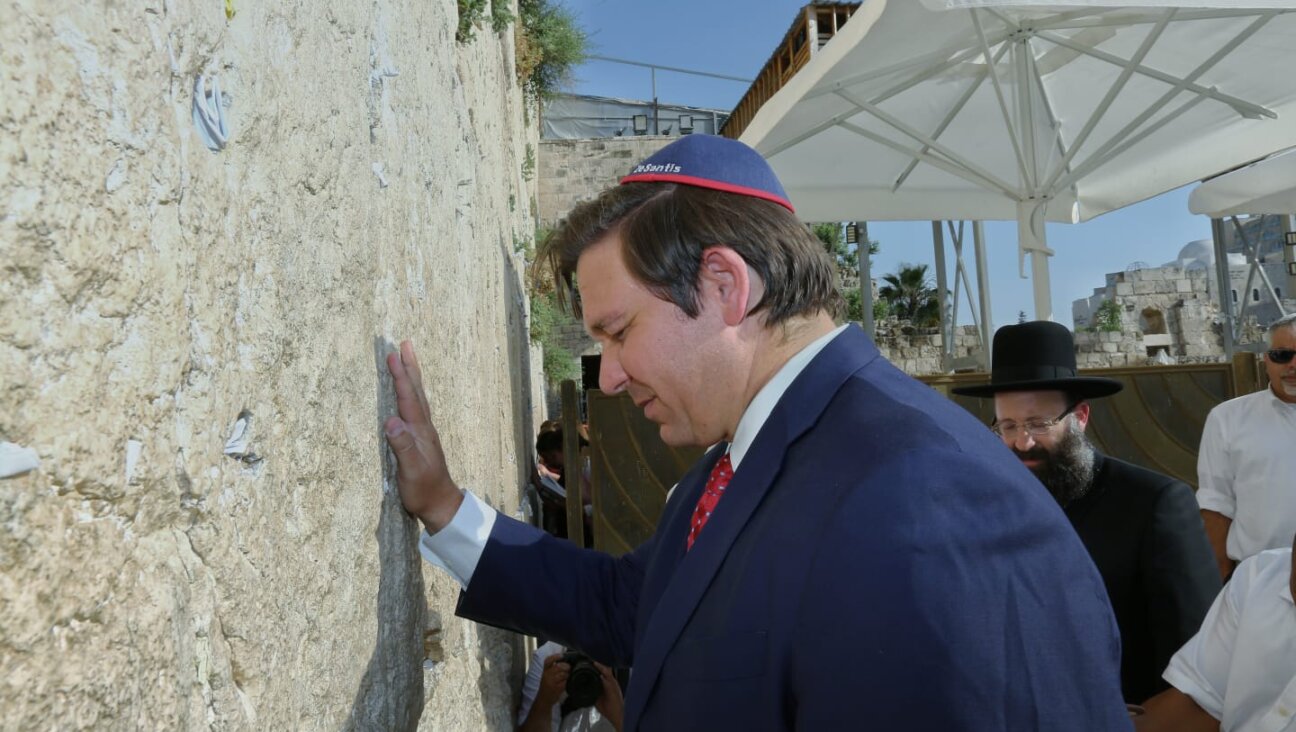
[560,0,1215,330]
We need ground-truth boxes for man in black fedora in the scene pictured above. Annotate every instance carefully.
[954,321,1221,705]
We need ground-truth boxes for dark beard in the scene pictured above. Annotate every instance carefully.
[1013,422,1096,507]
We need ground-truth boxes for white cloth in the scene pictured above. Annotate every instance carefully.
[1196,388,1296,562]
[517,641,616,732]
[419,324,851,588]
[1163,548,1296,732]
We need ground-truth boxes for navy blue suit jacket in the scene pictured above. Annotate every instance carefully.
[458,327,1131,730]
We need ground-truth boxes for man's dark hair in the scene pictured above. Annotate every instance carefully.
[538,183,843,325]
[536,429,563,455]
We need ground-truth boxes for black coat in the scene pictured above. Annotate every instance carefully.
[1064,452,1222,704]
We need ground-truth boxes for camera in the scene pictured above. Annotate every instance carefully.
[559,651,602,708]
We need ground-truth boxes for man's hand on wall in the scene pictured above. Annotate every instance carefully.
[384,340,463,531]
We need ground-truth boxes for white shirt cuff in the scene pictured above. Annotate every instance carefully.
[1194,491,1234,517]
[1163,660,1225,721]
[417,489,498,589]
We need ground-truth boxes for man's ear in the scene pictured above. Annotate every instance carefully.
[698,246,752,327]
[1072,400,1091,431]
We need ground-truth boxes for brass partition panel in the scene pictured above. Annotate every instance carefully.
[585,390,705,555]
[922,358,1261,489]
[575,357,1264,549]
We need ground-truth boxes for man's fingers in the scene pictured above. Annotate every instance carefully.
[387,351,428,423]
[400,340,433,418]
[384,417,419,455]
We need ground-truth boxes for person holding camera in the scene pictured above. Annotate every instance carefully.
[518,641,622,732]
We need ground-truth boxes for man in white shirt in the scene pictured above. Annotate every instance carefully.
[1198,313,1296,579]
[381,135,1129,730]
[1135,534,1296,732]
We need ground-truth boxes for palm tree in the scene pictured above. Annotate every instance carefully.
[879,263,939,326]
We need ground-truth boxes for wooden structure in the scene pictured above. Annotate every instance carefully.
[567,354,1266,552]
[720,3,861,141]
[583,389,704,555]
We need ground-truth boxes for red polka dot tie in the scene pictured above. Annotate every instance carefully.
[687,453,732,551]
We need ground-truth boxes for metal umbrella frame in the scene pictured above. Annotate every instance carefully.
[1190,147,1296,355]
[741,0,1296,331]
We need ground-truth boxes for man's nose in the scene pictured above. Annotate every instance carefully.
[1012,431,1036,451]
[599,349,628,395]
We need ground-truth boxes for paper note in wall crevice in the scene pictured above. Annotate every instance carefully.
[0,441,40,479]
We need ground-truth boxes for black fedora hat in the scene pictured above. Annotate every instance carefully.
[951,321,1123,400]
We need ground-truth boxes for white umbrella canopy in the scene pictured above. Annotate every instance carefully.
[1189,147,1296,216]
[1187,145,1296,355]
[740,0,1296,319]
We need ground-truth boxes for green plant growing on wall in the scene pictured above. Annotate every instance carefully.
[815,222,882,326]
[841,286,890,325]
[814,223,857,271]
[457,0,487,42]
[521,144,536,182]
[524,227,582,385]
[873,297,890,323]
[843,288,862,322]
[458,0,515,43]
[1092,299,1124,333]
[491,0,514,31]
[811,222,879,271]
[515,0,587,100]
[530,290,581,385]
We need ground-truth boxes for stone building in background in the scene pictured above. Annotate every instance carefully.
[1071,216,1296,368]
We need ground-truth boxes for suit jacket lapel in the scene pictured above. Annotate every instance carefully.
[635,445,725,626]
[623,326,879,729]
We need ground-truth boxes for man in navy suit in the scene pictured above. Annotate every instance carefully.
[383,135,1131,730]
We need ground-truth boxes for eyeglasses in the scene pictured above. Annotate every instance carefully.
[1267,349,1296,365]
[991,404,1077,440]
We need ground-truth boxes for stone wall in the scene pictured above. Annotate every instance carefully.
[872,322,984,375]
[536,136,675,226]
[2,2,540,729]
[1072,266,1226,367]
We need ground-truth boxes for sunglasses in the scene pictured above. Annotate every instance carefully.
[1268,349,1296,365]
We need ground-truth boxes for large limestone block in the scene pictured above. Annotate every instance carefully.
[2,0,537,729]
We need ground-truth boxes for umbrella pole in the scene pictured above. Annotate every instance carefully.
[932,221,951,370]
[1211,217,1235,359]
[973,221,993,370]
[1286,215,1296,303]
[1030,247,1053,323]
[1017,202,1054,322]
[857,221,874,337]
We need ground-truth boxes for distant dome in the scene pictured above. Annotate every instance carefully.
[1171,239,1215,269]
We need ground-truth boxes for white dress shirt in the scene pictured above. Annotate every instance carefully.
[417,324,851,587]
[1163,548,1296,732]
[1196,388,1296,562]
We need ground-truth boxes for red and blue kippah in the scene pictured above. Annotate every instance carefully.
[619,135,795,213]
